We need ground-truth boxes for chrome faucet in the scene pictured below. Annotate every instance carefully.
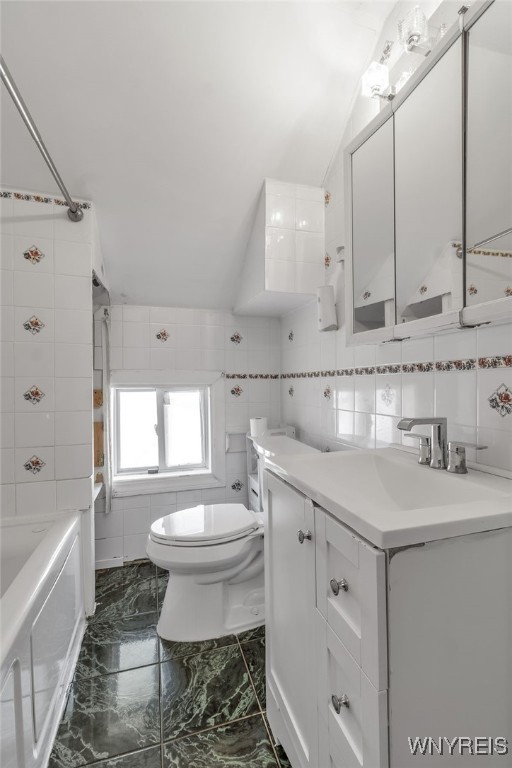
[397,417,447,469]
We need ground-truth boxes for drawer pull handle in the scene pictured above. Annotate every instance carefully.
[332,694,350,713]
[330,578,348,595]
[297,529,312,544]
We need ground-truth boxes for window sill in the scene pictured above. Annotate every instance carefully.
[112,470,225,498]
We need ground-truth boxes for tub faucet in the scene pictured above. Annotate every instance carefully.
[397,417,447,469]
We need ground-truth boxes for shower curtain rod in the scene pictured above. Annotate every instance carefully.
[0,55,84,222]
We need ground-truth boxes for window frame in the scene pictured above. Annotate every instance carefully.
[114,385,210,476]
[111,370,225,497]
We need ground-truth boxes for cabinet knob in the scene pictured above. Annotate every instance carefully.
[297,529,312,544]
[331,694,350,713]
[330,578,348,595]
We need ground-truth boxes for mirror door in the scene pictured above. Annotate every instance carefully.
[351,117,395,334]
[394,39,463,325]
[465,0,512,306]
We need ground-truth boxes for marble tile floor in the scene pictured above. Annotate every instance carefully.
[49,561,291,768]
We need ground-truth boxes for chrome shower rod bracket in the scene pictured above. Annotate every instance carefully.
[0,55,84,222]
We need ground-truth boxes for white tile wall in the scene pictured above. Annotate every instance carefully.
[93,303,281,567]
[281,299,512,469]
[0,190,94,518]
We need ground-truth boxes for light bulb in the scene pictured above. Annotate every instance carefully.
[398,5,429,51]
[361,61,389,98]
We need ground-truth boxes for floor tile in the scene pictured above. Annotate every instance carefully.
[74,613,160,680]
[95,561,155,591]
[160,633,238,662]
[92,564,157,623]
[240,638,266,707]
[162,715,279,767]
[274,745,292,768]
[161,644,259,742]
[236,624,265,643]
[263,717,292,768]
[49,665,160,768]
[156,567,168,609]
[90,745,162,768]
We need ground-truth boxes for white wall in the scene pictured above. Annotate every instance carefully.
[93,305,281,566]
[0,189,94,518]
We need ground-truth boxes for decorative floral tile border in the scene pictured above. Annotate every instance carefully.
[1,188,91,209]
[222,360,511,380]
[225,373,280,380]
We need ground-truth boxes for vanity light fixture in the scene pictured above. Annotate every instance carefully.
[398,5,429,52]
[361,61,395,100]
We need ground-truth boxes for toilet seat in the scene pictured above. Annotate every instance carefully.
[150,503,259,547]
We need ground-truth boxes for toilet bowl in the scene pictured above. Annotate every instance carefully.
[146,503,264,641]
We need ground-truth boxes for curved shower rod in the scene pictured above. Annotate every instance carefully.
[0,55,84,222]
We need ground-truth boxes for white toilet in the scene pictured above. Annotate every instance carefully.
[146,502,264,641]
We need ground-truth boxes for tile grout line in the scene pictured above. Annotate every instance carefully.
[262,716,283,768]
[237,635,282,766]
[236,636,265,715]
[161,711,265,747]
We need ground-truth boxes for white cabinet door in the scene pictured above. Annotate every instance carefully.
[316,507,387,691]
[316,615,388,768]
[265,472,317,768]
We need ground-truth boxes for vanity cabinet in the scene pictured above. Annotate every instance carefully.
[265,472,318,768]
[265,470,512,768]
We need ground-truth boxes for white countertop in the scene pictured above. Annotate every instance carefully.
[266,447,512,549]
[251,434,320,458]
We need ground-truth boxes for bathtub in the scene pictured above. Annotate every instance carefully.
[0,512,86,768]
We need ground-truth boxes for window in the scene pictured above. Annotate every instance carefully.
[111,371,225,495]
[115,386,210,475]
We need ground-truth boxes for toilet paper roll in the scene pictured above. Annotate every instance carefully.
[250,417,268,438]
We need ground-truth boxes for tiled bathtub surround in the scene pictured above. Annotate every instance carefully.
[93,305,281,566]
[49,562,290,768]
[0,188,95,517]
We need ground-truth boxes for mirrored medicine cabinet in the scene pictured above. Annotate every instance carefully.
[345,0,512,344]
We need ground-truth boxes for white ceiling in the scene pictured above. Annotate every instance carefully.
[1,1,392,308]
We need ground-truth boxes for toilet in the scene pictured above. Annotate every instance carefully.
[147,502,264,641]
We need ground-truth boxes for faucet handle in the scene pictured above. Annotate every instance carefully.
[403,433,431,465]
[447,441,488,474]
[447,441,487,450]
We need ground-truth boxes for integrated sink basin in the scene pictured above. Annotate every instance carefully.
[267,447,512,548]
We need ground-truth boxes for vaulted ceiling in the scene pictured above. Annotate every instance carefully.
[1,1,392,307]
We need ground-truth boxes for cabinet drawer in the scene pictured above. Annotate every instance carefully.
[317,617,388,768]
[315,507,387,690]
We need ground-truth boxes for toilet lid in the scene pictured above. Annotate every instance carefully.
[150,503,258,546]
